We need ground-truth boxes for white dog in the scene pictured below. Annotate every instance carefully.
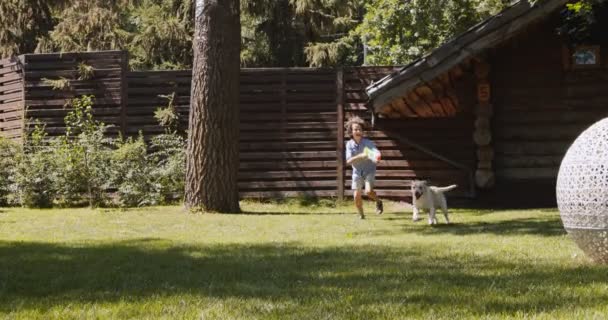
[411,180,457,225]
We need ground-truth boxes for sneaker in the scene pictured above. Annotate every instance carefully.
[375,200,383,214]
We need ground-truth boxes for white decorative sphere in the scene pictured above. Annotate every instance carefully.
[557,118,608,263]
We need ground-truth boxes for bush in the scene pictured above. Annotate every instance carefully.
[13,123,58,208]
[149,133,185,203]
[0,137,20,206]
[110,135,160,207]
[53,95,111,207]
[7,94,187,208]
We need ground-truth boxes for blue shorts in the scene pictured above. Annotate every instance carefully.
[351,173,375,192]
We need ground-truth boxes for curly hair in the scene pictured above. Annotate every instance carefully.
[344,116,367,137]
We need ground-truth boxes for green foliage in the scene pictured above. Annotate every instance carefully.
[154,92,179,132]
[0,0,59,56]
[110,135,161,207]
[48,1,132,52]
[355,0,508,65]
[77,62,95,80]
[4,0,605,69]
[0,137,20,205]
[42,77,71,90]
[149,133,185,203]
[151,95,185,203]
[558,0,608,46]
[1,94,188,208]
[53,95,111,207]
[13,122,58,208]
[241,0,366,67]
[128,0,194,70]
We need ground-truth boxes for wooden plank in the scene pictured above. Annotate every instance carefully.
[25,59,122,70]
[23,51,123,62]
[495,110,607,125]
[0,82,23,94]
[128,86,189,94]
[239,190,337,198]
[26,126,121,135]
[241,121,336,131]
[0,110,23,121]
[239,132,336,141]
[0,65,21,76]
[24,68,121,79]
[496,167,558,180]
[0,91,22,102]
[27,116,120,125]
[25,97,121,106]
[0,58,19,67]
[24,88,122,98]
[240,160,338,170]
[239,170,336,179]
[494,124,587,140]
[128,70,192,77]
[127,78,192,86]
[26,79,121,88]
[495,155,563,168]
[240,141,336,151]
[26,107,120,116]
[0,73,22,83]
[495,141,570,155]
[239,180,337,189]
[240,151,336,160]
[285,74,336,83]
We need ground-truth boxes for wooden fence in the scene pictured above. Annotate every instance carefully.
[0,50,475,201]
[0,57,24,139]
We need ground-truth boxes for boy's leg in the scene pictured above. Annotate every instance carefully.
[365,177,383,215]
[352,176,365,219]
[354,189,364,219]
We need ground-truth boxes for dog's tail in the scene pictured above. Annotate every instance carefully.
[433,184,458,193]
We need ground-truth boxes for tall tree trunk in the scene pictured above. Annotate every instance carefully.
[185,0,241,213]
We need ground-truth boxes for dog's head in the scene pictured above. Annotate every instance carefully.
[411,180,429,200]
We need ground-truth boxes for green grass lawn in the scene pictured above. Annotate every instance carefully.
[0,200,607,319]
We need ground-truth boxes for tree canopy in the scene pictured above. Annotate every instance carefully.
[2,0,599,68]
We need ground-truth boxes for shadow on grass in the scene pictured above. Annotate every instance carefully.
[378,208,565,237]
[240,197,349,215]
[405,217,567,237]
[239,210,342,216]
[0,239,606,317]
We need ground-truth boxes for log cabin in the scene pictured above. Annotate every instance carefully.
[365,0,608,207]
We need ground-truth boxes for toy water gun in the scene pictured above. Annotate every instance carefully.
[364,147,381,163]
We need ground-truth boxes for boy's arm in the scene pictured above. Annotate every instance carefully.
[346,153,367,165]
[345,143,366,165]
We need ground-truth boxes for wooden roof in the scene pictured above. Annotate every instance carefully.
[365,0,569,113]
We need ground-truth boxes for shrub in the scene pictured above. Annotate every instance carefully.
[110,135,160,207]
[13,123,58,208]
[151,96,185,203]
[0,137,20,206]
[149,133,185,203]
[53,95,111,207]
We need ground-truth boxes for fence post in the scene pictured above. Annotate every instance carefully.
[336,67,344,201]
[120,51,129,136]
